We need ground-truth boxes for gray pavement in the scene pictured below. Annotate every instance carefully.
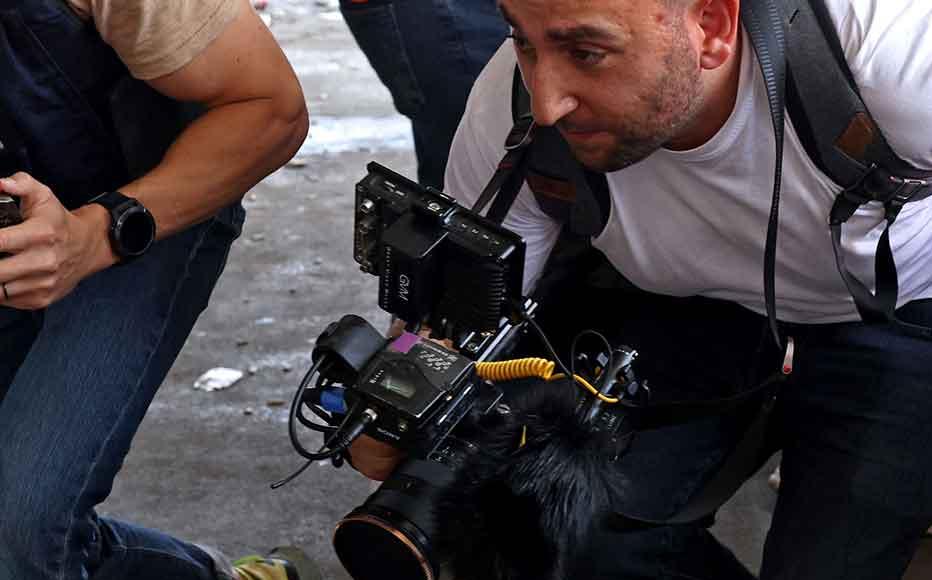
[99,3,932,578]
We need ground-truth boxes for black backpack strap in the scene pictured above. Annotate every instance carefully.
[742,0,789,348]
[784,0,932,185]
[781,0,932,335]
[471,68,536,223]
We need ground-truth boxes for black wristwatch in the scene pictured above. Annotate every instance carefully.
[89,191,156,259]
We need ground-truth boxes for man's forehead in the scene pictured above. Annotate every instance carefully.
[498,0,638,38]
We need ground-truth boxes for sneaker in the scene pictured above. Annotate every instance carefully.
[233,547,323,580]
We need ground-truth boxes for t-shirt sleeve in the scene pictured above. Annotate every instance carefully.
[444,42,562,295]
[78,0,241,80]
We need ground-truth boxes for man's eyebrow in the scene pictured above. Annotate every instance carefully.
[498,3,617,43]
[546,25,617,43]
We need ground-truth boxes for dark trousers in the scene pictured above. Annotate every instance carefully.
[0,204,244,580]
[340,0,508,189]
[533,282,932,579]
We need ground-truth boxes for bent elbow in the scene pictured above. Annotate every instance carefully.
[276,88,310,165]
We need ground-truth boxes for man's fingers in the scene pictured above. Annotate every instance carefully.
[387,318,407,338]
[0,247,55,281]
[0,275,55,310]
[348,435,404,481]
[0,173,53,211]
[0,220,55,256]
[1,173,37,195]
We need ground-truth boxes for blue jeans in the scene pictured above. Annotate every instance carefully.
[536,284,932,579]
[0,204,245,580]
[340,0,508,188]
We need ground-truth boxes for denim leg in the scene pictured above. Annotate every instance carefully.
[572,523,756,580]
[0,204,244,580]
[340,0,508,188]
[0,307,40,402]
[536,289,783,579]
[402,0,508,188]
[761,303,932,580]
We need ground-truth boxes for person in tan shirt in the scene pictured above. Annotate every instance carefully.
[0,1,316,579]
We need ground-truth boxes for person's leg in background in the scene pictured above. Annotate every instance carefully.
[760,302,932,580]
[340,0,508,188]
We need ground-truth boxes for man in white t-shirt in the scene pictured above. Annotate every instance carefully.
[352,0,932,578]
[0,1,317,580]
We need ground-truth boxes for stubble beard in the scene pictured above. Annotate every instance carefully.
[573,23,705,173]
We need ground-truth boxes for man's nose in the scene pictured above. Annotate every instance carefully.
[526,62,578,127]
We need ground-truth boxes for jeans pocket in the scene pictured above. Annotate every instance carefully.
[340,0,426,118]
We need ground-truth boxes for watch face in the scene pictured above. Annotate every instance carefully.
[116,207,156,256]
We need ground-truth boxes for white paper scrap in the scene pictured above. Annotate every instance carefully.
[193,367,244,392]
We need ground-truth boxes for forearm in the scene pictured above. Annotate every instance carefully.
[124,96,308,238]
[80,0,309,274]
[79,97,308,274]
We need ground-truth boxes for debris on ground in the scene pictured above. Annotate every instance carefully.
[193,367,245,392]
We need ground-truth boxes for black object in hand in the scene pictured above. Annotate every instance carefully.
[0,195,21,229]
[0,195,21,258]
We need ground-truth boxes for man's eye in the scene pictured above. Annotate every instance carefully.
[571,48,607,65]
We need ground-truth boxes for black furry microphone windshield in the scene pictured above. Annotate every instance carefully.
[434,378,624,580]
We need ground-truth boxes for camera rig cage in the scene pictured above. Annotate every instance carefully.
[273,163,635,482]
[272,163,649,580]
[354,162,526,348]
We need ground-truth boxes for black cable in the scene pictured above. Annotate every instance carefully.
[570,329,613,381]
[270,459,314,489]
[520,311,574,379]
[294,375,340,433]
[296,401,337,434]
[273,396,363,489]
[286,355,334,459]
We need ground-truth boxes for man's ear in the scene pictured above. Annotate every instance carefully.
[688,0,740,70]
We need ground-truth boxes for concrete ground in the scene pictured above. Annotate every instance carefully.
[100,2,932,578]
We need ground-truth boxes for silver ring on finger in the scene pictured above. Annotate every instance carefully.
[1,282,8,301]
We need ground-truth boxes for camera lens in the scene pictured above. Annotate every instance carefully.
[333,458,456,580]
[334,508,434,580]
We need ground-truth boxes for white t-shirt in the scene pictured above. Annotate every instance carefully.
[444,0,932,323]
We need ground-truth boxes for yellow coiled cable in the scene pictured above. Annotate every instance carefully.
[475,358,619,404]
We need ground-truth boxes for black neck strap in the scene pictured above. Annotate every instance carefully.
[741,0,787,348]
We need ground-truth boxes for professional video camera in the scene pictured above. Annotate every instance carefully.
[278,163,645,580]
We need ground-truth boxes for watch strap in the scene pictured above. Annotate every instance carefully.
[88,190,155,259]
